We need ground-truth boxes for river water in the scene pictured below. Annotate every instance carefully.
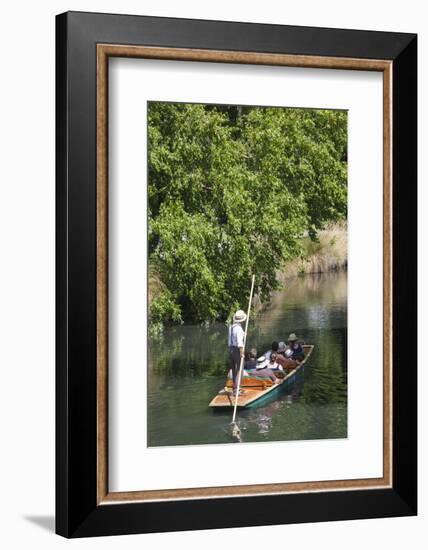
[148,271,347,446]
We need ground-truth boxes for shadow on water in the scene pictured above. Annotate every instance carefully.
[148,271,347,446]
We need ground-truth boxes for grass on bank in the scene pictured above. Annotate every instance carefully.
[279,222,347,281]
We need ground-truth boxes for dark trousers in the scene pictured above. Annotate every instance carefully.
[229,346,241,390]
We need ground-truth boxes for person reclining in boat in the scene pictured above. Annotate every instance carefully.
[244,348,258,371]
[275,342,299,372]
[265,341,279,361]
[284,333,305,361]
[266,353,283,371]
[249,356,282,383]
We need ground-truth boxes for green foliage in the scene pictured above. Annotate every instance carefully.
[148,102,347,325]
[150,287,182,325]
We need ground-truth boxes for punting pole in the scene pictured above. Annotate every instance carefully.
[231,274,256,439]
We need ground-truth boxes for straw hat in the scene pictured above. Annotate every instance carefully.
[256,356,268,369]
[233,309,247,323]
[288,333,298,342]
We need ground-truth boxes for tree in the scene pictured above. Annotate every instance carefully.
[239,107,347,238]
[148,102,347,327]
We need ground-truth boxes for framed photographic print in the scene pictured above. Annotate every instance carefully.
[56,11,417,537]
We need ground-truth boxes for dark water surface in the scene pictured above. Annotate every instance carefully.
[148,271,347,446]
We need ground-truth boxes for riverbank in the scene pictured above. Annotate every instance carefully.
[279,222,347,282]
[250,223,346,314]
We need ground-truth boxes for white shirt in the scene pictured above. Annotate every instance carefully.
[270,362,284,371]
[228,323,245,347]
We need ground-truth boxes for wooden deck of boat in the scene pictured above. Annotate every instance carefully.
[209,344,314,409]
[209,384,280,408]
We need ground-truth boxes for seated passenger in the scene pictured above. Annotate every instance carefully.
[265,341,279,361]
[285,333,305,361]
[244,348,258,371]
[275,342,297,371]
[268,353,283,372]
[277,341,287,355]
[249,356,281,383]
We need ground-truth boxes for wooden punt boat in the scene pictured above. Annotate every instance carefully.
[209,344,314,410]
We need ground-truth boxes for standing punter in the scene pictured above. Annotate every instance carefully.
[228,309,247,396]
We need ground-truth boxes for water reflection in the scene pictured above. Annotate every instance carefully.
[148,271,347,446]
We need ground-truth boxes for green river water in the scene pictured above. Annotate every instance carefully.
[148,271,347,446]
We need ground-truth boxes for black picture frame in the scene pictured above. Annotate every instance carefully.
[56,11,417,538]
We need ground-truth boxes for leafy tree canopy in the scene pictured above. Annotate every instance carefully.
[148,102,347,326]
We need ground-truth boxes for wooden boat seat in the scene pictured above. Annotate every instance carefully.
[225,377,274,390]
